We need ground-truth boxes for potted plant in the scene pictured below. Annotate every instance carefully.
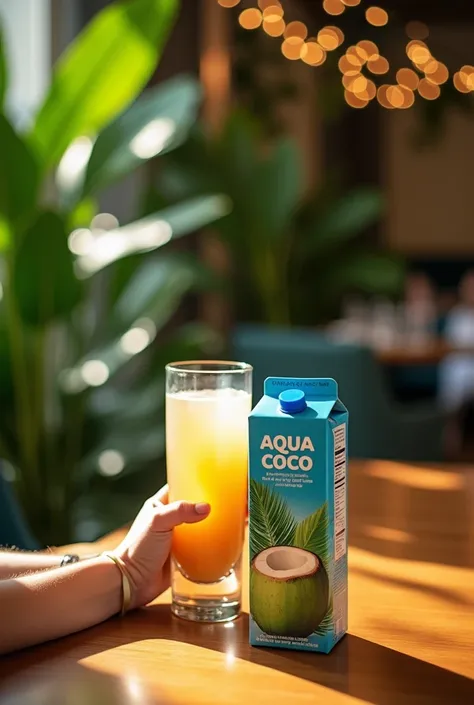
[0,0,227,545]
[153,110,405,327]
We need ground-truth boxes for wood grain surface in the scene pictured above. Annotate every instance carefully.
[375,341,474,366]
[1,460,473,705]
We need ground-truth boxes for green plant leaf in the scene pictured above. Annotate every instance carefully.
[76,194,231,275]
[149,321,223,370]
[88,378,164,422]
[158,127,218,202]
[113,253,202,330]
[302,188,384,254]
[330,252,405,296]
[249,479,297,559]
[30,0,178,167]
[64,254,208,387]
[159,113,300,248]
[293,502,330,569]
[139,175,171,218]
[81,75,202,200]
[218,110,260,185]
[0,115,39,229]
[86,323,222,420]
[0,23,7,110]
[258,137,301,240]
[81,423,165,479]
[13,211,81,325]
[67,197,97,230]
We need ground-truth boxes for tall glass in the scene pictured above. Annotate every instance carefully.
[166,361,252,623]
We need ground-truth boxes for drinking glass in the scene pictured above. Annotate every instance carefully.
[166,361,252,623]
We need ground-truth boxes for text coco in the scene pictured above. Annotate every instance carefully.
[260,435,314,471]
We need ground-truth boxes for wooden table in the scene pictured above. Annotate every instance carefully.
[1,460,473,705]
[375,340,474,367]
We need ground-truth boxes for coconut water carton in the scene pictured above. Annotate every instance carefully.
[248,377,348,653]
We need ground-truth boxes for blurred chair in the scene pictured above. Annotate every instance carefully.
[0,471,39,549]
[391,365,439,403]
[232,324,446,461]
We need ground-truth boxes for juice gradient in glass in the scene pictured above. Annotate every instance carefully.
[166,361,252,622]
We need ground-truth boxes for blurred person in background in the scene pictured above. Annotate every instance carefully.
[439,269,474,411]
[0,487,210,655]
[439,270,474,455]
[403,272,438,345]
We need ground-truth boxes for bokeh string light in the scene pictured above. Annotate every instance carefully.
[323,0,346,16]
[365,6,389,27]
[418,78,441,100]
[318,26,345,52]
[301,41,326,67]
[406,20,429,41]
[219,0,474,109]
[396,68,419,91]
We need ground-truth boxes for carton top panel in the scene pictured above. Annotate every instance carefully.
[250,377,348,419]
[264,377,339,400]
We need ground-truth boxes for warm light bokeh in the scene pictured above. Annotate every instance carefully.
[346,46,365,67]
[323,0,346,16]
[356,40,379,62]
[355,78,377,101]
[377,84,393,109]
[396,68,420,91]
[318,26,344,51]
[367,56,389,75]
[426,62,449,86]
[365,6,389,27]
[344,90,369,108]
[338,55,361,76]
[218,0,241,7]
[281,38,304,60]
[418,78,441,100]
[217,0,471,108]
[263,18,285,36]
[284,20,308,40]
[301,41,326,66]
[238,8,262,30]
[262,4,283,19]
[406,20,429,40]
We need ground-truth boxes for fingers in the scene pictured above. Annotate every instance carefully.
[153,500,211,532]
[149,485,169,506]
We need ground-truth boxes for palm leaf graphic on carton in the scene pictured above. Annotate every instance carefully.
[293,502,330,570]
[293,501,333,636]
[249,479,333,636]
[249,479,297,556]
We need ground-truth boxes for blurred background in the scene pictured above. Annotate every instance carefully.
[0,0,473,548]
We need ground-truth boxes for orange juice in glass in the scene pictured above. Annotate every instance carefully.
[166,361,252,622]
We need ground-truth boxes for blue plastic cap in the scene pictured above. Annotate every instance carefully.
[279,389,307,414]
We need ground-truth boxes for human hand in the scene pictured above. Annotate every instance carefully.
[113,486,210,609]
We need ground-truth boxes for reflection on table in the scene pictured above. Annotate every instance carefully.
[1,459,473,705]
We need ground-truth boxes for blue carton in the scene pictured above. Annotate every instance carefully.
[248,377,348,653]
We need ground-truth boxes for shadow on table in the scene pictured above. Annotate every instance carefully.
[349,564,473,608]
[0,662,167,705]
[349,460,474,568]
[153,609,473,705]
[2,607,471,705]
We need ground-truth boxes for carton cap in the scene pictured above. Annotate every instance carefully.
[278,389,307,414]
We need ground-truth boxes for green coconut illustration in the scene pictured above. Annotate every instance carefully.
[250,546,329,638]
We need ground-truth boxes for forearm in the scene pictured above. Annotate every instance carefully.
[0,556,122,655]
[0,551,62,579]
